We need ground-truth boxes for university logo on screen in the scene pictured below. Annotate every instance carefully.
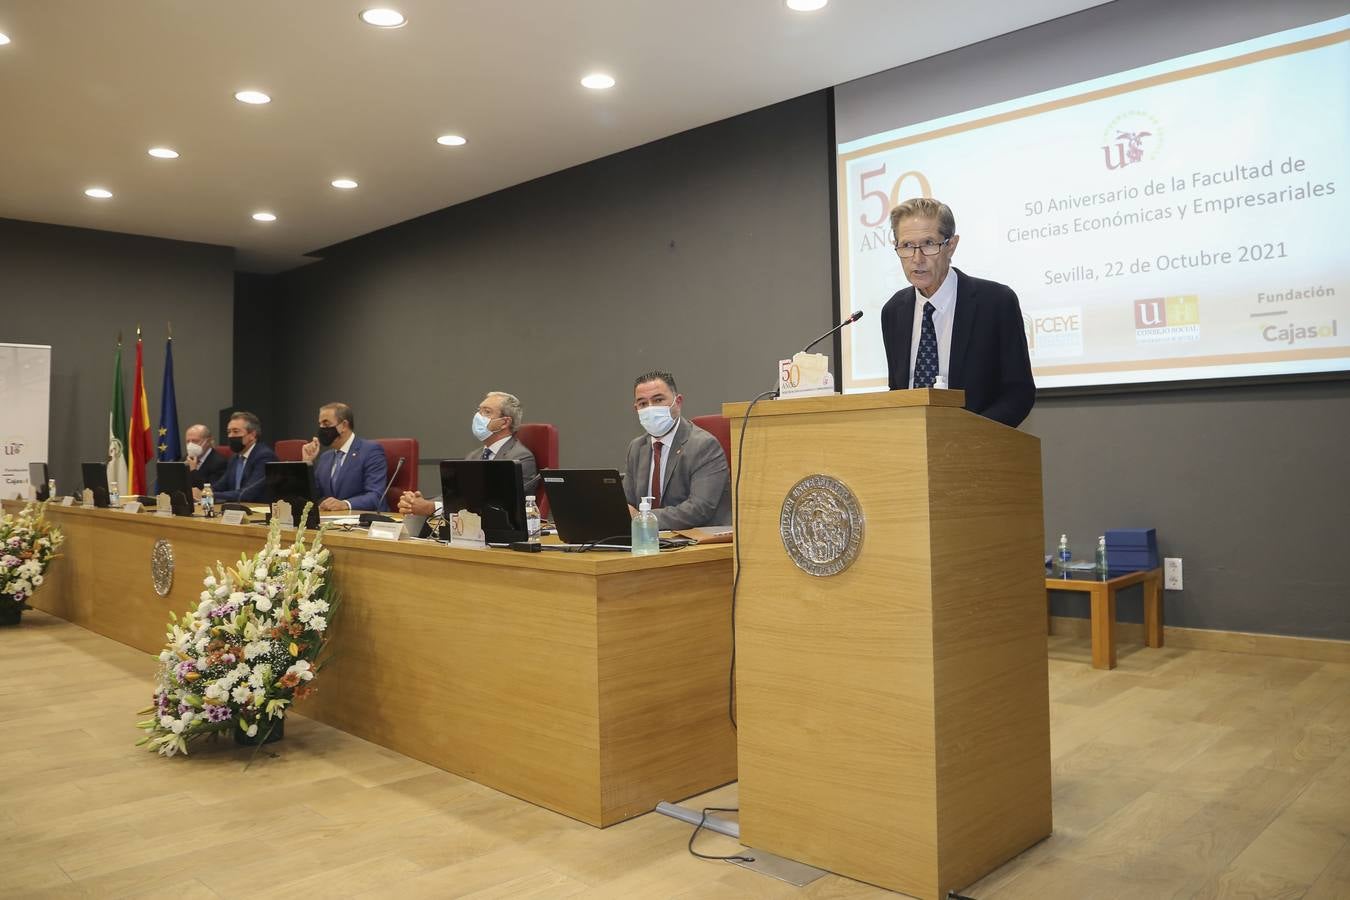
[1102,111,1162,171]
[1023,307,1084,359]
[1134,297,1200,344]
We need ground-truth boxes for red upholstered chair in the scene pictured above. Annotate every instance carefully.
[214,444,233,460]
[372,438,419,510]
[273,439,306,462]
[514,423,559,519]
[692,414,731,465]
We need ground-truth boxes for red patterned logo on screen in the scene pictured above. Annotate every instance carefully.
[1102,112,1162,171]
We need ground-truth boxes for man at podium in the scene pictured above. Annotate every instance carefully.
[879,198,1035,427]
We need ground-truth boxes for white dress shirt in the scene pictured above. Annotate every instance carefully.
[908,267,958,388]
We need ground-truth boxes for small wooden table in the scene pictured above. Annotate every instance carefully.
[1046,568,1164,669]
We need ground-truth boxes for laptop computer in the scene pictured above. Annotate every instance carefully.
[81,462,111,507]
[155,461,196,516]
[438,459,528,545]
[539,468,635,549]
[264,461,320,528]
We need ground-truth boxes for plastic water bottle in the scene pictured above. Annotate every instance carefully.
[201,484,215,518]
[47,478,56,500]
[631,495,660,556]
[524,495,541,543]
[1056,533,1071,574]
[1096,535,1108,577]
[109,480,121,508]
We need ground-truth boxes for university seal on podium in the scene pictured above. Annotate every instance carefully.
[151,539,174,597]
[780,474,863,577]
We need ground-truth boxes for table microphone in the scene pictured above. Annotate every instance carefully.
[801,310,864,354]
[377,456,404,511]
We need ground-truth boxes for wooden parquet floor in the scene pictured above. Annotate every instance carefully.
[2,611,1348,899]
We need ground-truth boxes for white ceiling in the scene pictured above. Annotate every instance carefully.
[0,0,1104,273]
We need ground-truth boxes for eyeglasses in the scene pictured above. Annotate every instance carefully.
[894,238,951,259]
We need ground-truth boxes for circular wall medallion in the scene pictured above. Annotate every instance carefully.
[779,474,864,577]
[151,539,174,597]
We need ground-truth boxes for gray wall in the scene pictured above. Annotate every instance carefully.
[0,218,235,494]
[837,0,1350,639]
[268,92,836,471]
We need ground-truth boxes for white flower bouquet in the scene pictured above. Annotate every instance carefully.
[0,501,65,623]
[138,511,337,756]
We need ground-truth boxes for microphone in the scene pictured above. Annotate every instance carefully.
[800,310,864,354]
[377,457,405,511]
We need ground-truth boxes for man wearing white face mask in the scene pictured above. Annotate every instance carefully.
[183,423,227,490]
[398,391,538,517]
[624,370,731,530]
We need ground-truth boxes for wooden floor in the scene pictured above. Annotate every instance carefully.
[2,612,1348,899]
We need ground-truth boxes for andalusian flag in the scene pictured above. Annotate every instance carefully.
[128,330,154,496]
[108,338,129,493]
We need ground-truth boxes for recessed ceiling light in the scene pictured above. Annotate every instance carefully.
[148,147,179,159]
[359,8,407,28]
[436,134,467,146]
[234,90,271,105]
[252,211,277,222]
[85,187,113,199]
[786,0,828,10]
[0,32,10,46]
[331,178,359,190]
[580,73,616,90]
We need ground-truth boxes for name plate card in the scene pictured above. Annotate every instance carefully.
[220,509,246,526]
[450,509,486,546]
[368,520,403,541]
[61,496,74,507]
[82,489,95,506]
[271,500,294,528]
[778,351,837,399]
[121,501,144,514]
[154,492,173,517]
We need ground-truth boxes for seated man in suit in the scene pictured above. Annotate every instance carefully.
[879,197,1035,428]
[624,370,730,529]
[183,423,227,490]
[300,402,389,512]
[398,391,537,516]
[202,411,277,503]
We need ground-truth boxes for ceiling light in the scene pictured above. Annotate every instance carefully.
[331,178,358,190]
[0,33,10,46]
[436,134,467,146]
[234,90,271,105]
[787,0,828,9]
[580,73,616,90]
[252,212,277,222]
[85,187,113,199]
[148,147,179,159]
[359,8,407,28]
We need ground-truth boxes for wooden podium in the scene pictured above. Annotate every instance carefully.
[722,390,1051,900]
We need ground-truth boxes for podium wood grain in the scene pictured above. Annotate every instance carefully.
[724,391,1052,899]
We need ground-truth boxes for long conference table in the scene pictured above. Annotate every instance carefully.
[12,501,737,827]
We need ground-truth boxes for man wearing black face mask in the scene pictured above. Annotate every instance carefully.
[203,411,277,503]
[301,401,388,512]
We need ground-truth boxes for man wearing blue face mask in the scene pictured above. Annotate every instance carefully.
[398,391,538,517]
[624,371,731,529]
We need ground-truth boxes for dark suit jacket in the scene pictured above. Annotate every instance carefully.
[465,436,539,495]
[315,436,389,511]
[210,442,278,503]
[189,448,228,490]
[624,418,731,529]
[880,268,1035,427]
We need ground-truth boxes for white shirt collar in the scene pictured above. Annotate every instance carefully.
[240,442,254,460]
[486,434,512,456]
[920,267,958,316]
[335,432,356,455]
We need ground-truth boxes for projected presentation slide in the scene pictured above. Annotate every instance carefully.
[837,16,1349,391]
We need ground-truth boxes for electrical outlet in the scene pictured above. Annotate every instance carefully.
[1164,557,1183,591]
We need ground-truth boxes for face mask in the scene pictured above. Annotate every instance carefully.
[472,412,495,442]
[228,436,246,453]
[317,425,340,446]
[185,442,203,459]
[638,405,676,438]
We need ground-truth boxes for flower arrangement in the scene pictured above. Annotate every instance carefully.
[138,512,336,756]
[0,501,65,623]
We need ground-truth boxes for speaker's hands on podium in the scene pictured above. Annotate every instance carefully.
[398,490,436,517]
[301,437,321,463]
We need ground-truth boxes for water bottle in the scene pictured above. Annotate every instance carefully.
[201,484,215,518]
[109,480,121,508]
[631,495,660,556]
[1056,533,1071,574]
[1096,535,1108,577]
[524,495,541,543]
[47,478,56,500]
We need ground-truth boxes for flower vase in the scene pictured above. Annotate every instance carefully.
[234,716,285,746]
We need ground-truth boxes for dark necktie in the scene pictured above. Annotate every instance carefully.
[481,448,492,460]
[650,440,663,508]
[233,455,244,491]
[914,300,939,388]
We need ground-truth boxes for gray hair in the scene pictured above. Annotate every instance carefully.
[487,392,522,432]
[889,197,956,239]
[228,410,262,437]
[187,423,214,443]
[321,401,354,431]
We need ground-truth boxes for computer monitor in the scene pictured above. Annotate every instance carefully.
[155,462,195,516]
[264,461,319,528]
[539,469,634,547]
[438,459,527,545]
[29,462,49,501]
[81,462,111,508]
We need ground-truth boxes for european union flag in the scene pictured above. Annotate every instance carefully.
[157,337,181,462]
